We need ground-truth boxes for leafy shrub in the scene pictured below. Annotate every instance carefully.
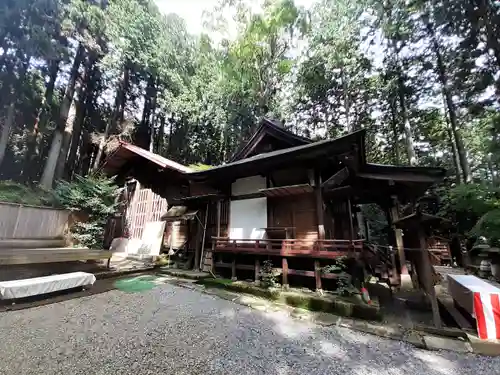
[260,260,280,288]
[439,183,500,244]
[54,174,119,249]
[322,257,359,296]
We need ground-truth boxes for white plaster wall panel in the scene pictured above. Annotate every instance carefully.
[229,198,267,240]
[231,176,266,196]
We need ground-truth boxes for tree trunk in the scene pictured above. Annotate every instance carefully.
[54,92,79,181]
[389,97,400,165]
[65,96,86,179]
[476,0,500,71]
[0,101,15,166]
[138,74,155,149]
[148,80,158,152]
[40,44,84,189]
[341,68,352,132]
[167,116,174,154]
[440,82,462,185]
[424,16,471,182]
[0,54,31,168]
[397,74,417,165]
[446,126,462,184]
[487,155,496,184]
[22,59,60,182]
[56,54,95,181]
[93,61,129,170]
[118,64,130,126]
[65,85,90,179]
[79,129,92,176]
[156,114,165,153]
[74,65,99,177]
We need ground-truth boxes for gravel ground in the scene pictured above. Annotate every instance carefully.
[0,283,499,375]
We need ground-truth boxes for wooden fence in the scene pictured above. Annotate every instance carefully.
[125,188,168,239]
[212,237,364,259]
[0,202,70,239]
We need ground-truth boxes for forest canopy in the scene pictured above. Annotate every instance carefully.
[0,0,499,239]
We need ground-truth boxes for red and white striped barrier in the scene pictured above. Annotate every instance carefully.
[448,274,500,340]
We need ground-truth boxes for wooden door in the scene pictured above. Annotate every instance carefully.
[268,194,318,242]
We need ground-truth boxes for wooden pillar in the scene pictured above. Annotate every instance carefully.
[211,240,216,274]
[418,226,442,328]
[231,257,237,281]
[314,260,322,291]
[389,197,408,274]
[314,171,325,240]
[216,200,221,237]
[282,258,289,288]
[254,259,260,284]
[347,198,355,241]
[199,204,209,271]
[194,219,202,270]
[206,199,221,273]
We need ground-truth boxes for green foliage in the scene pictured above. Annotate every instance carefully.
[471,209,500,245]
[53,174,119,248]
[198,278,281,300]
[0,181,56,206]
[187,163,213,171]
[260,259,280,288]
[198,279,381,320]
[439,183,500,243]
[322,257,358,296]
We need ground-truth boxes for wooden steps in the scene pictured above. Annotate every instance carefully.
[438,296,474,331]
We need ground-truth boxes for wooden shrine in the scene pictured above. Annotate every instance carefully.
[103,118,447,291]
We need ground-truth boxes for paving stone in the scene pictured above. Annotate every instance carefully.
[423,335,472,353]
[311,311,342,326]
[402,331,426,349]
[466,334,500,356]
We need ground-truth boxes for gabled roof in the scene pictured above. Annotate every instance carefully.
[102,141,192,176]
[229,118,311,162]
[189,129,366,180]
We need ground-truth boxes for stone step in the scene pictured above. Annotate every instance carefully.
[0,247,89,253]
[0,248,111,265]
[0,238,66,249]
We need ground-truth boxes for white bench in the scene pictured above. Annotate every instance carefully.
[0,272,96,300]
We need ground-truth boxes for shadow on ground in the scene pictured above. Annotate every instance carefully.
[0,282,497,375]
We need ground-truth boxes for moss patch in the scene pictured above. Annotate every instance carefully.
[198,278,280,300]
[280,291,381,321]
[198,278,381,321]
[114,275,159,293]
[0,181,56,207]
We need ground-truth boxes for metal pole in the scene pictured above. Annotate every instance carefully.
[199,203,209,271]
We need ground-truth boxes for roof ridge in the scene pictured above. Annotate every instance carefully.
[229,117,311,162]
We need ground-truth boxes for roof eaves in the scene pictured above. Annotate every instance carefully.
[189,129,366,177]
[119,141,192,174]
[363,163,447,178]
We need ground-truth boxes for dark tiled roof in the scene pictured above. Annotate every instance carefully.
[229,117,311,161]
[189,129,366,178]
